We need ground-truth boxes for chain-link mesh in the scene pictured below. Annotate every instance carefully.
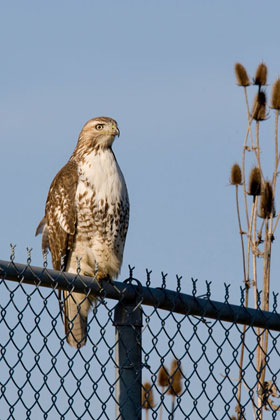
[1,257,280,419]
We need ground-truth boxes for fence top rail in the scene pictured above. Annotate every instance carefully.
[1,259,280,331]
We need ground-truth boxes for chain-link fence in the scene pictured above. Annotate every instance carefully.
[1,256,280,420]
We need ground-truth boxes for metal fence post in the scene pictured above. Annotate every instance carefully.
[114,301,142,420]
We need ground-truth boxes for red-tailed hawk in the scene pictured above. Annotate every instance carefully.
[36,117,129,348]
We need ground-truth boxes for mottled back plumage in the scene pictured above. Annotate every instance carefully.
[36,117,129,347]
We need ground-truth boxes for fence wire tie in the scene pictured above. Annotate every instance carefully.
[26,247,33,265]
[101,277,122,300]
[205,280,212,298]
[273,292,279,312]
[146,268,152,287]
[191,278,198,296]
[161,272,168,289]
[128,265,135,279]
[192,315,212,326]
[224,283,231,303]
[176,274,182,292]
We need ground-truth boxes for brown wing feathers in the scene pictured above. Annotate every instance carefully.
[37,160,78,270]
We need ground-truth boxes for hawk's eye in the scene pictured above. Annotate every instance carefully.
[96,124,104,131]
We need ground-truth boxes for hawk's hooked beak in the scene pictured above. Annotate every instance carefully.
[113,126,120,137]
[112,125,120,137]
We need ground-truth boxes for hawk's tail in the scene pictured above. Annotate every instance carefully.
[63,291,92,348]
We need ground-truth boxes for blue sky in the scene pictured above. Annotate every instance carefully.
[1,0,280,303]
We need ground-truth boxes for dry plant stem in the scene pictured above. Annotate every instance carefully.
[258,219,265,239]
[236,323,247,410]
[243,87,250,119]
[259,219,268,407]
[272,109,279,194]
[235,185,246,283]
[170,396,175,420]
[246,200,255,284]
[260,219,273,398]
[253,197,262,415]
[237,200,254,408]
[271,110,280,241]
[242,128,250,229]
[272,211,280,235]
[257,219,272,418]
[145,409,149,420]
[263,218,272,310]
[234,183,251,419]
[252,198,262,404]
[243,90,263,179]
[159,387,164,420]
[235,187,252,409]
[241,115,262,228]
[255,122,262,173]
[252,197,258,308]
[243,87,255,152]
[220,374,257,420]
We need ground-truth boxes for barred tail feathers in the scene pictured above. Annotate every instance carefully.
[63,291,91,348]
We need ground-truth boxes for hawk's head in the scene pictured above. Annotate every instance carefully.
[76,117,120,153]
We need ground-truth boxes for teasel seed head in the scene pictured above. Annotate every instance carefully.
[271,78,280,110]
[158,365,169,387]
[168,359,183,396]
[234,63,250,87]
[142,381,155,409]
[254,62,267,86]
[230,164,242,186]
[252,90,267,121]
[248,167,261,196]
[259,181,275,218]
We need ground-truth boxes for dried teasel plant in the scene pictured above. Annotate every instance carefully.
[252,90,267,121]
[259,181,274,219]
[234,63,251,121]
[230,163,246,286]
[248,167,261,196]
[167,359,183,420]
[235,63,250,87]
[271,78,280,110]
[142,381,155,420]
[230,164,242,186]
[254,62,267,87]
[168,359,183,397]
[158,365,169,387]
[232,62,280,420]
[158,365,169,420]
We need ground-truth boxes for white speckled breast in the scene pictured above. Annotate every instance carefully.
[68,148,129,279]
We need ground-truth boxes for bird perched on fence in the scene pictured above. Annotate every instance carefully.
[36,117,129,348]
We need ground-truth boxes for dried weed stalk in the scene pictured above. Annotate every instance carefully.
[142,381,155,420]
[232,62,280,419]
[158,365,169,420]
[168,359,183,420]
